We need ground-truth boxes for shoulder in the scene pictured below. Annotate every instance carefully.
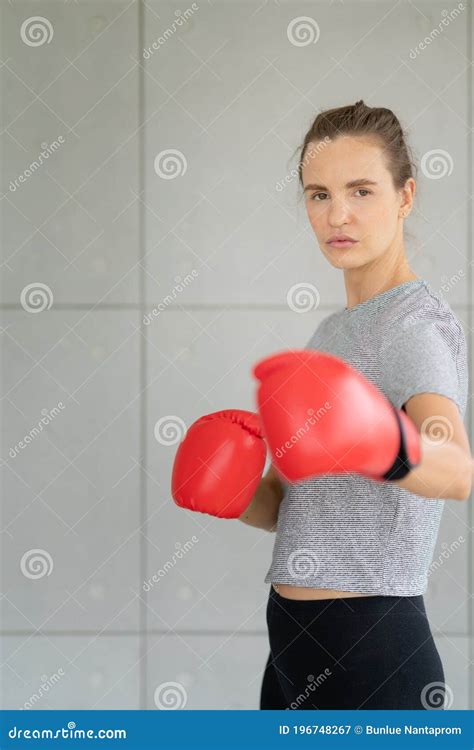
[378,282,468,415]
[380,281,465,359]
[305,309,343,349]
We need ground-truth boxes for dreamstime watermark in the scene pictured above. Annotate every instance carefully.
[143,271,198,325]
[154,149,187,179]
[20,668,66,709]
[20,282,53,313]
[421,415,454,446]
[143,537,199,592]
[436,269,464,297]
[408,4,465,59]
[143,4,199,59]
[20,549,54,580]
[287,548,320,579]
[285,670,332,709]
[436,262,474,298]
[420,681,454,709]
[9,137,65,193]
[154,416,187,446]
[275,403,331,459]
[421,149,453,179]
[428,536,465,578]
[154,681,187,709]
[286,282,321,313]
[275,137,331,192]
[20,16,54,46]
[404,534,466,591]
[287,16,320,47]
[8,726,126,740]
[8,402,66,459]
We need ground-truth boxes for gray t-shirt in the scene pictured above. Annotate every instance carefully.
[265,279,468,596]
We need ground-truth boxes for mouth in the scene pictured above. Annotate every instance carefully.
[327,239,358,248]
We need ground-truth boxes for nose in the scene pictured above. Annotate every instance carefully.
[327,196,352,226]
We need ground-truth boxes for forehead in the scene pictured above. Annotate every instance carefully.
[301,136,387,184]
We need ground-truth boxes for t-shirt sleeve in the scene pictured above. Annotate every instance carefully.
[380,319,467,416]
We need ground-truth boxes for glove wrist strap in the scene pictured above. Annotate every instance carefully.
[382,407,413,481]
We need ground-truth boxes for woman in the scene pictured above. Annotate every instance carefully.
[239,100,472,710]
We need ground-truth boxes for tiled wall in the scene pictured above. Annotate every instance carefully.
[1,0,472,709]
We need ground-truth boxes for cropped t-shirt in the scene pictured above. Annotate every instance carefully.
[265,279,468,596]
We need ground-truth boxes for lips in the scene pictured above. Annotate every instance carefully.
[327,238,358,248]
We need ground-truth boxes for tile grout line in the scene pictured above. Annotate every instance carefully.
[1,303,473,310]
[468,0,473,713]
[0,628,470,638]
[138,0,147,712]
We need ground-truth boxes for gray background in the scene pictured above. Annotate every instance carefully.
[1,0,472,710]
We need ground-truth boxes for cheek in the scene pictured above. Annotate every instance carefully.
[369,207,398,236]
[365,198,396,222]
[306,205,324,230]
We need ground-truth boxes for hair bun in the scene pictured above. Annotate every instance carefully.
[296,100,415,192]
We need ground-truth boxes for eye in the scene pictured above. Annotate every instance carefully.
[309,188,372,201]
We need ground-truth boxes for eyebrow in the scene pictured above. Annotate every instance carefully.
[303,179,378,193]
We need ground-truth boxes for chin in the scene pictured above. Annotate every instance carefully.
[323,249,365,269]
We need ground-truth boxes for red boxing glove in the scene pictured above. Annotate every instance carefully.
[252,349,420,484]
[171,409,266,518]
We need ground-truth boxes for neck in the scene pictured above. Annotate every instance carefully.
[343,254,418,310]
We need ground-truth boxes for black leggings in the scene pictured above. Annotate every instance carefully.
[260,584,446,710]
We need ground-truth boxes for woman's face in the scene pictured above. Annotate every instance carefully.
[301,135,408,270]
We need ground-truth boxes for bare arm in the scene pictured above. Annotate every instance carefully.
[394,393,472,501]
[238,465,285,531]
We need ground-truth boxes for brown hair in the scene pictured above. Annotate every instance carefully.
[296,100,417,199]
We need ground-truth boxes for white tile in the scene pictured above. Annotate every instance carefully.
[424,496,470,634]
[1,311,141,631]
[146,632,269,710]
[142,2,344,307]
[145,501,274,632]
[434,635,471,710]
[144,2,273,118]
[1,635,140,709]
[409,194,470,304]
[2,2,140,304]
[144,307,326,420]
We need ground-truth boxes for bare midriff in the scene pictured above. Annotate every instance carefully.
[272,583,372,600]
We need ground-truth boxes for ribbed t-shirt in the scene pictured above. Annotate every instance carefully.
[265,279,468,596]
